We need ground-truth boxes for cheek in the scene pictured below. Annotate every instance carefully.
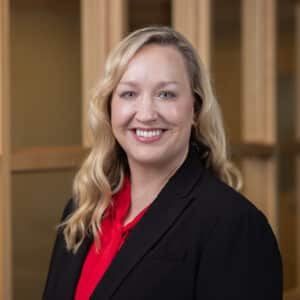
[165,101,194,126]
[180,99,195,125]
[111,99,133,128]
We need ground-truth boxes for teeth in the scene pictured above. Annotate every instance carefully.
[136,129,162,138]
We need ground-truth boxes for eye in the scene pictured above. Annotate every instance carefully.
[158,91,176,100]
[119,91,137,99]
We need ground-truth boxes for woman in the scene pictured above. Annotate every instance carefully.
[43,26,282,299]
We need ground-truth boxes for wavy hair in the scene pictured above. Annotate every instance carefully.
[60,26,243,253]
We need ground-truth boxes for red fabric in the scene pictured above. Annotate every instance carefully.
[74,176,149,300]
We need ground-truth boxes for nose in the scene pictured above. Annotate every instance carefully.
[135,94,158,122]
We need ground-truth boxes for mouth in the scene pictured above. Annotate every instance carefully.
[130,128,167,143]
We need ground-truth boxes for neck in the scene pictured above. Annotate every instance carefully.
[127,146,189,211]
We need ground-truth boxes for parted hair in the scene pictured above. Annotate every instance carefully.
[60,26,243,253]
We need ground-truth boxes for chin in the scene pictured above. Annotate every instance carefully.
[124,140,185,167]
[127,148,169,166]
[131,154,164,166]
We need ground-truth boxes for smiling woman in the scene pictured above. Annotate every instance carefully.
[111,45,194,173]
[43,26,282,300]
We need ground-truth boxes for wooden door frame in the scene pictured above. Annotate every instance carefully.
[0,0,12,298]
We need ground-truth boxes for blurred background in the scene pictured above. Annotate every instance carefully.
[0,0,298,299]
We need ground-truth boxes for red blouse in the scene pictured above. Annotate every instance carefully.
[74,176,149,300]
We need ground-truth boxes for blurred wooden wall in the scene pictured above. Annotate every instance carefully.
[0,0,299,299]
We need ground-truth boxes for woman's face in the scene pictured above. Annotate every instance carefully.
[111,44,195,168]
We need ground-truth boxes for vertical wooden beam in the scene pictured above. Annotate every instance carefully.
[81,0,127,147]
[172,0,184,33]
[196,0,211,70]
[0,0,11,298]
[296,158,300,291]
[241,0,278,234]
[296,3,300,141]
[242,157,277,225]
[182,0,197,47]
[172,0,211,70]
[295,2,300,289]
[108,0,128,49]
[242,0,276,143]
[81,0,108,147]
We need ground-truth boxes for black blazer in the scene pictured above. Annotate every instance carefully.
[43,145,283,299]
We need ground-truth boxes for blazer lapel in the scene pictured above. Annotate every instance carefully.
[91,144,206,300]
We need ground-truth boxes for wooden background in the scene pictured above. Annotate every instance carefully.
[0,0,298,299]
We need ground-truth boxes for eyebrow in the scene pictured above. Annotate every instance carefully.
[118,81,179,88]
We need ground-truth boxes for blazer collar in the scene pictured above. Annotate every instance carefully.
[89,143,206,299]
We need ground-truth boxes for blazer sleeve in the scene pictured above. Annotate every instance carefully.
[195,207,283,300]
[42,198,75,299]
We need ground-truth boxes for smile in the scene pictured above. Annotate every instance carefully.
[132,128,166,143]
[136,129,162,138]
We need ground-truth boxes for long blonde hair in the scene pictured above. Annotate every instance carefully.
[61,26,243,253]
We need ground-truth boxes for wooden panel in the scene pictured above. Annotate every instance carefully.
[296,157,300,288]
[0,0,11,298]
[231,142,275,158]
[81,0,108,147]
[12,170,77,300]
[196,0,211,69]
[172,0,184,34]
[11,146,88,172]
[128,0,170,32]
[242,158,278,235]
[232,142,300,158]
[108,0,128,49]
[241,0,278,240]
[8,143,283,173]
[296,4,300,140]
[183,0,197,46]
[296,2,300,290]
[172,0,211,70]
[10,1,81,150]
[81,0,127,147]
[211,1,241,143]
[0,0,7,157]
[242,0,276,143]
[285,287,300,300]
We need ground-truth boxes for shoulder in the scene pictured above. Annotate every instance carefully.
[192,171,283,299]
[190,168,281,256]
[192,168,263,221]
[187,168,280,248]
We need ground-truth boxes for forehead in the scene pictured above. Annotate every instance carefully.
[118,44,190,85]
